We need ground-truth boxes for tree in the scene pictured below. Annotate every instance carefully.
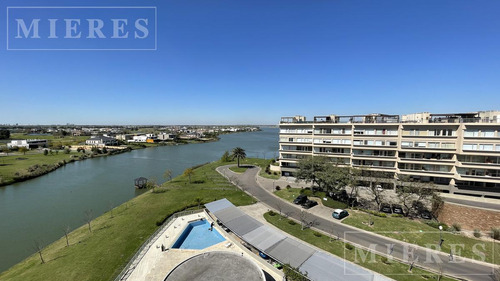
[220,151,231,162]
[63,226,71,247]
[367,183,385,211]
[295,157,328,188]
[64,148,71,154]
[163,169,172,182]
[18,147,28,155]
[300,210,309,230]
[183,168,194,183]
[276,200,284,220]
[0,129,10,139]
[194,197,203,209]
[1,147,10,156]
[231,147,246,167]
[32,239,45,264]
[84,209,93,233]
[43,149,48,156]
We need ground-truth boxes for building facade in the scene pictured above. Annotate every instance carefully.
[7,139,48,149]
[85,136,119,146]
[279,111,500,198]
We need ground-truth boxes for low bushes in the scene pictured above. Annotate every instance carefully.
[491,227,500,240]
[426,221,449,231]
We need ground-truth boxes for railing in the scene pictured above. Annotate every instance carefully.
[114,209,204,281]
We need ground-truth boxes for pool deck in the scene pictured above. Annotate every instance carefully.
[125,211,283,281]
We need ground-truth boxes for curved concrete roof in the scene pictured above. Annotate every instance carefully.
[164,251,265,281]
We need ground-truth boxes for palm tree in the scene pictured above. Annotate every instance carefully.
[231,147,246,167]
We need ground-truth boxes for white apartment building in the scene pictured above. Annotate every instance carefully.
[279,111,500,198]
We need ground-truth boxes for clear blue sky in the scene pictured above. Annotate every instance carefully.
[1,0,499,125]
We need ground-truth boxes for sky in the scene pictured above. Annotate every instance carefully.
[0,0,499,125]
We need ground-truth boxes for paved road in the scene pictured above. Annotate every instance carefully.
[218,166,497,281]
[443,197,500,212]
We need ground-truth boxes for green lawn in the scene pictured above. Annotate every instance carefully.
[229,166,249,173]
[0,151,80,185]
[222,158,280,179]
[275,188,348,209]
[264,212,456,281]
[0,160,256,281]
[343,211,500,264]
[9,133,89,146]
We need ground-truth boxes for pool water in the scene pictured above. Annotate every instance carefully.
[172,219,225,250]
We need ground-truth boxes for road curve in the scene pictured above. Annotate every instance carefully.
[218,165,497,281]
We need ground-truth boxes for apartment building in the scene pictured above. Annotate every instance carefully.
[279,111,500,198]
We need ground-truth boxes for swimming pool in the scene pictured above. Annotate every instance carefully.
[171,219,225,250]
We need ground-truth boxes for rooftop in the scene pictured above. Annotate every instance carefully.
[281,111,500,124]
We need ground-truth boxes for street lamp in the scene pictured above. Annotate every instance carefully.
[439,225,444,248]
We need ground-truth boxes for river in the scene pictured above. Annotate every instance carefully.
[0,127,278,272]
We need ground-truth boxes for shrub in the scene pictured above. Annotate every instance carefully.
[299,189,305,194]
[345,243,354,250]
[313,232,322,237]
[491,227,500,240]
[373,212,387,218]
[273,172,278,175]
[288,220,296,225]
[286,185,291,190]
[192,180,205,184]
[380,256,389,264]
[473,229,481,238]
[426,221,449,231]
[269,210,276,216]
[451,223,462,232]
[275,185,281,191]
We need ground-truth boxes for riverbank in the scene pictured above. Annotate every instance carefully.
[0,148,132,187]
[0,160,256,281]
[0,137,220,187]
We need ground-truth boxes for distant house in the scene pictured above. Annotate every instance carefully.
[128,135,148,143]
[157,133,177,141]
[85,136,118,146]
[7,139,48,149]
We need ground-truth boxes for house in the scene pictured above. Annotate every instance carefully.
[128,135,148,143]
[7,139,48,149]
[157,133,177,141]
[85,136,119,146]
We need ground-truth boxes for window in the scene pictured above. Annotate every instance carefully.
[428,142,439,148]
[402,141,413,147]
[416,142,426,148]
[478,144,494,151]
[463,144,475,151]
[441,143,455,149]
[465,130,479,137]
[483,131,495,137]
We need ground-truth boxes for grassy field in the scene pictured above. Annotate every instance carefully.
[275,188,348,209]
[264,212,456,281]
[343,211,500,264]
[229,166,249,173]
[8,133,89,146]
[222,158,280,179]
[0,160,255,281]
[0,151,80,185]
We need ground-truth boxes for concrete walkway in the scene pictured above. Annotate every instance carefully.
[125,211,283,281]
[218,165,498,281]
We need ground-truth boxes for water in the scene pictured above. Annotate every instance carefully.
[171,219,225,250]
[0,127,278,272]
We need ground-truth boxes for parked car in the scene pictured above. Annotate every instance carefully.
[420,210,432,220]
[332,209,349,220]
[392,205,404,215]
[380,204,392,214]
[293,194,308,205]
[259,252,268,259]
[329,190,348,202]
[301,200,318,209]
